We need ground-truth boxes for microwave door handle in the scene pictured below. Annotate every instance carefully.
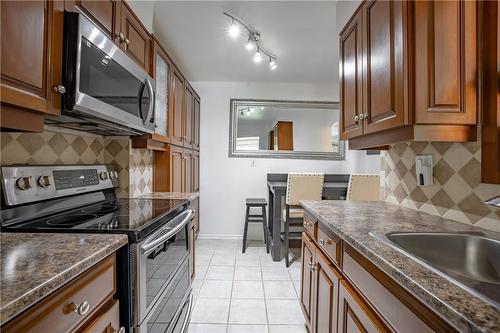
[144,78,154,125]
[140,209,193,254]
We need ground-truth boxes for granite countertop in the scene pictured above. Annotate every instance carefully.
[0,233,128,325]
[135,192,199,201]
[300,200,500,333]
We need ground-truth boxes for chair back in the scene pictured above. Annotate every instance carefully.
[285,173,324,205]
[346,174,380,201]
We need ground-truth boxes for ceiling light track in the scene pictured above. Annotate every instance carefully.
[223,12,277,70]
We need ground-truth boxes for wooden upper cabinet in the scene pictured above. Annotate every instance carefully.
[170,68,185,147]
[414,0,476,125]
[338,281,388,333]
[339,10,364,140]
[71,0,116,38]
[170,145,184,192]
[183,149,192,192]
[0,0,64,131]
[192,152,200,192]
[362,0,408,134]
[193,94,201,150]
[312,250,341,333]
[151,39,172,140]
[117,2,151,72]
[184,85,194,148]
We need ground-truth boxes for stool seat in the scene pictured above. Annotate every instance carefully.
[246,198,268,206]
[242,198,270,254]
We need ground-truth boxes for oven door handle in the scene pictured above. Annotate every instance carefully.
[140,209,193,254]
[179,293,194,333]
[144,78,154,125]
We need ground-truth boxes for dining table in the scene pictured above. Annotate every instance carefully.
[266,173,350,261]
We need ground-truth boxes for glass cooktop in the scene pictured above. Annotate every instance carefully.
[7,198,189,242]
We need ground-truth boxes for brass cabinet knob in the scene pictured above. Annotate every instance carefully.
[116,32,125,42]
[354,115,359,122]
[113,327,125,333]
[319,239,325,246]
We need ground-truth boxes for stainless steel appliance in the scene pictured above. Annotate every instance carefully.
[45,11,156,136]
[1,165,193,333]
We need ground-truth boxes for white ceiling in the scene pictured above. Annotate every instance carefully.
[152,1,338,84]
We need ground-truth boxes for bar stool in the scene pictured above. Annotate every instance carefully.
[242,198,270,254]
[282,173,324,267]
[346,174,380,201]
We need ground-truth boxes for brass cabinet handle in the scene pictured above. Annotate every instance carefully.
[113,327,125,333]
[354,115,359,122]
[116,32,125,42]
[53,85,66,94]
[124,38,130,45]
[68,300,90,316]
[319,239,325,246]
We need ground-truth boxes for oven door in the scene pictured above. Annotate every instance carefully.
[62,12,155,134]
[133,209,193,329]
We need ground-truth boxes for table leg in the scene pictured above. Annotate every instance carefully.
[272,191,283,261]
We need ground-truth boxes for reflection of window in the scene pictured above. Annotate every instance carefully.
[236,137,260,150]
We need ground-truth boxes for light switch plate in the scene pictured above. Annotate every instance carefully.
[415,155,433,186]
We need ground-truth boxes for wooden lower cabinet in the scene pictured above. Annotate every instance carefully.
[80,299,120,333]
[300,233,315,327]
[2,254,122,333]
[338,281,387,333]
[312,249,341,333]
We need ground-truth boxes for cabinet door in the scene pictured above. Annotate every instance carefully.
[193,94,201,150]
[339,10,364,139]
[117,2,150,71]
[183,150,192,193]
[72,0,116,38]
[192,152,200,192]
[338,280,388,333]
[1,1,63,119]
[312,250,341,333]
[362,0,408,134]
[152,40,171,139]
[184,85,194,148]
[80,300,120,333]
[301,233,315,327]
[170,68,185,146]
[170,146,184,192]
[414,0,476,125]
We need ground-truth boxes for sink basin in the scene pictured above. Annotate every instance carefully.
[382,232,500,305]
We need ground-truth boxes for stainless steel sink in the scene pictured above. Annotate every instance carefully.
[380,232,500,305]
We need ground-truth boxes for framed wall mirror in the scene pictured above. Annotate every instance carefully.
[229,99,345,160]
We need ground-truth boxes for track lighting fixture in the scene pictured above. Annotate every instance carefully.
[223,12,277,71]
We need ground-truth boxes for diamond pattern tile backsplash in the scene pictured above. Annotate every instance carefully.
[382,141,500,232]
[1,126,152,198]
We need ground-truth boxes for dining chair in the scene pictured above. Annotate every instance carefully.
[282,173,324,267]
[346,174,380,201]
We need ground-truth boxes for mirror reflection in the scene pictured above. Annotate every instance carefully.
[230,99,343,160]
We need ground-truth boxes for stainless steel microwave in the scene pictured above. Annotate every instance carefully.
[47,11,156,136]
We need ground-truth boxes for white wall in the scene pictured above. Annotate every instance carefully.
[127,1,154,33]
[192,81,380,239]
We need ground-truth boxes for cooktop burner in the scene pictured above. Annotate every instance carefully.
[5,197,189,242]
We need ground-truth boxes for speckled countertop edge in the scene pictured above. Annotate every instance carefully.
[134,192,199,201]
[0,233,128,325]
[300,200,500,333]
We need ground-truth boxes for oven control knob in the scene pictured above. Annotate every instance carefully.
[109,171,118,180]
[16,176,34,191]
[37,175,52,188]
[99,171,110,180]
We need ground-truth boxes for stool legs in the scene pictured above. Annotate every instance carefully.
[284,220,290,267]
[262,206,269,254]
[242,205,250,253]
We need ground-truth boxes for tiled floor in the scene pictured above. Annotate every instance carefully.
[188,239,307,333]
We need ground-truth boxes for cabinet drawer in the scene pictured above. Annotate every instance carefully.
[343,249,433,333]
[316,227,341,266]
[3,255,116,333]
[303,211,317,238]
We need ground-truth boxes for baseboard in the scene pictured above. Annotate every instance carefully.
[197,234,243,240]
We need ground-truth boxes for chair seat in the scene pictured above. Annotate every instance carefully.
[282,208,304,221]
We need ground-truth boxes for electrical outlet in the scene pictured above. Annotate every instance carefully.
[415,155,433,186]
[250,160,256,167]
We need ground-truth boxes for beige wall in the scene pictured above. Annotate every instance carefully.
[382,140,500,232]
[0,126,152,198]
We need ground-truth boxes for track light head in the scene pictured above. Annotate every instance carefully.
[254,49,262,63]
[228,19,240,38]
[245,36,254,51]
[269,57,277,70]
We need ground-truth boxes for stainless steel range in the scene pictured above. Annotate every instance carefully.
[1,165,193,333]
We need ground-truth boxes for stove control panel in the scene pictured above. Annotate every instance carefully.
[1,165,119,206]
